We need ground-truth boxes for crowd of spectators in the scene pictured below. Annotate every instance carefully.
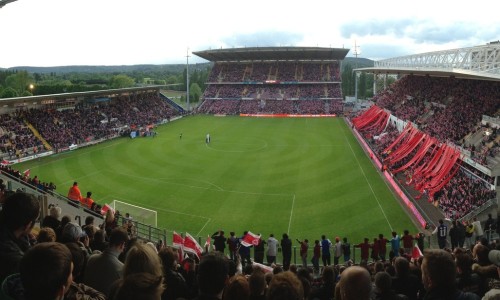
[0,92,180,156]
[202,61,343,116]
[0,112,45,159]
[207,61,342,83]
[356,75,500,219]
[202,84,342,102]
[2,191,500,300]
[365,121,497,219]
[198,99,344,115]
[436,171,497,220]
[373,75,500,145]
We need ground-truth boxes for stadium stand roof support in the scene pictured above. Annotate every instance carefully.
[354,43,500,82]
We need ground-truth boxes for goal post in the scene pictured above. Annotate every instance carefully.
[111,200,157,227]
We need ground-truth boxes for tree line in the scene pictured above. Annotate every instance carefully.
[0,59,386,102]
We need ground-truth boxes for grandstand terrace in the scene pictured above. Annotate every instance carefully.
[194,47,348,115]
[0,86,182,158]
[352,42,500,223]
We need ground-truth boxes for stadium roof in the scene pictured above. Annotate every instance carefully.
[193,47,350,62]
[0,0,16,8]
[355,43,500,82]
[0,86,163,107]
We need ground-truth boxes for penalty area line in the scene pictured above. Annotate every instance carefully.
[340,123,394,232]
[287,194,296,235]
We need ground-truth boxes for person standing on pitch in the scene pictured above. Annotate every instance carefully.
[206,133,211,144]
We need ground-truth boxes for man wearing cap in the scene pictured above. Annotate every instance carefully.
[61,222,92,257]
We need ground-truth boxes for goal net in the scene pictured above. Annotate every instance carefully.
[111,200,157,227]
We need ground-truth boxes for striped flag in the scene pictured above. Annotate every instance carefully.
[204,235,212,249]
[241,231,260,247]
[23,169,30,177]
[172,231,184,262]
[183,233,203,259]
[412,242,423,260]
[173,231,184,248]
[252,262,273,273]
[100,204,114,215]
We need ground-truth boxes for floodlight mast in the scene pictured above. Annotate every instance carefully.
[186,48,190,112]
[353,40,361,100]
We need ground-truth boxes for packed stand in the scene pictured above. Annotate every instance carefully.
[3,193,500,300]
[373,75,500,145]
[20,93,178,150]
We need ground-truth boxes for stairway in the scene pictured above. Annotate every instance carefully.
[25,121,52,151]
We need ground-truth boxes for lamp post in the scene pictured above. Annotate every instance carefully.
[186,48,190,113]
[29,84,34,96]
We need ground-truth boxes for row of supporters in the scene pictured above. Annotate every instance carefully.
[208,61,341,82]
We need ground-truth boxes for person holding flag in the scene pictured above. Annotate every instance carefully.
[183,233,204,260]
[172,231,185,263]
[253,234,265,264]
[204,235,212,252]
[239,231,257,267]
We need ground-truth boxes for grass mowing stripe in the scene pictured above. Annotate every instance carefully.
[16,116,417,250]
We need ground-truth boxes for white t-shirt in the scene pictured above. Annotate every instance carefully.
[334,241,343,257]
[267,237,278,256]
[473,220,484,236]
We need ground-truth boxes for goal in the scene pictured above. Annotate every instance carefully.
[111,200,157,227]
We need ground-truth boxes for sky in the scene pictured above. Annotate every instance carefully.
[0,0,498,68]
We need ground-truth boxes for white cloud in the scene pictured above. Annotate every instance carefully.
[0,0,498,67]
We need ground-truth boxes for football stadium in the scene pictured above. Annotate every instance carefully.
[1,41,500,299]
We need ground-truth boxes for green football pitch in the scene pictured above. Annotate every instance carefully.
[17,115,417,245]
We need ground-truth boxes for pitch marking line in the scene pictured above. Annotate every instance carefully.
[288,194,296,234]
[106,173,297,235]
[339,122,394,232]
[205,139,268,153]
[113,171,295,197]
[29,139,128,170]
[60,170,105,187]
[107,195,212,235]
[108,195,211,220]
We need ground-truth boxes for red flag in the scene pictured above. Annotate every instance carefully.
[1,160,11,166]
[241,231,260,247]
[23,169,30,177]
[183,233,203,258]
[172,232,184,263]
[412,243,423,260]
[173,231,184,248]
[100,204,114,215]
[204,235,212,249]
